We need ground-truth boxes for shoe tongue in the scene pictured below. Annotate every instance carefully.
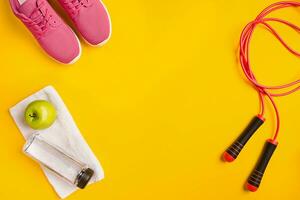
[18,0,39,17]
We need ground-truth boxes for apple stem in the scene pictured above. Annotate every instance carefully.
[29,113,36,118]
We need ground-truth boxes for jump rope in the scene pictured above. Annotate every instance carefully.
[223,1,300,192]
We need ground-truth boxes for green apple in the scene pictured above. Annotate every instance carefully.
[24,100,57,130]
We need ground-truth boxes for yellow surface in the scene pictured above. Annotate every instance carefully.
[1,0,300,199]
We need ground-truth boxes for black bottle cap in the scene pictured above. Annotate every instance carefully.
[76,168,94,189]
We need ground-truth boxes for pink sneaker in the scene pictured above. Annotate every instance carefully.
[58,0,111,46]
[9,0,81,64]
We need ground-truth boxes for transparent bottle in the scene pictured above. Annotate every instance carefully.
[23,133,94,189]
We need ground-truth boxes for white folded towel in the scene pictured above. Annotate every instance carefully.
[9,85,104,199]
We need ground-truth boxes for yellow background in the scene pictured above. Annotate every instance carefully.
[1,0,300,199]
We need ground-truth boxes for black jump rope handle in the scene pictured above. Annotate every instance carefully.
[223,115,264,162]
[246,139,277,192]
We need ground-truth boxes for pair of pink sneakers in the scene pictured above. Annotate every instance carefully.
[9,0,111,64]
